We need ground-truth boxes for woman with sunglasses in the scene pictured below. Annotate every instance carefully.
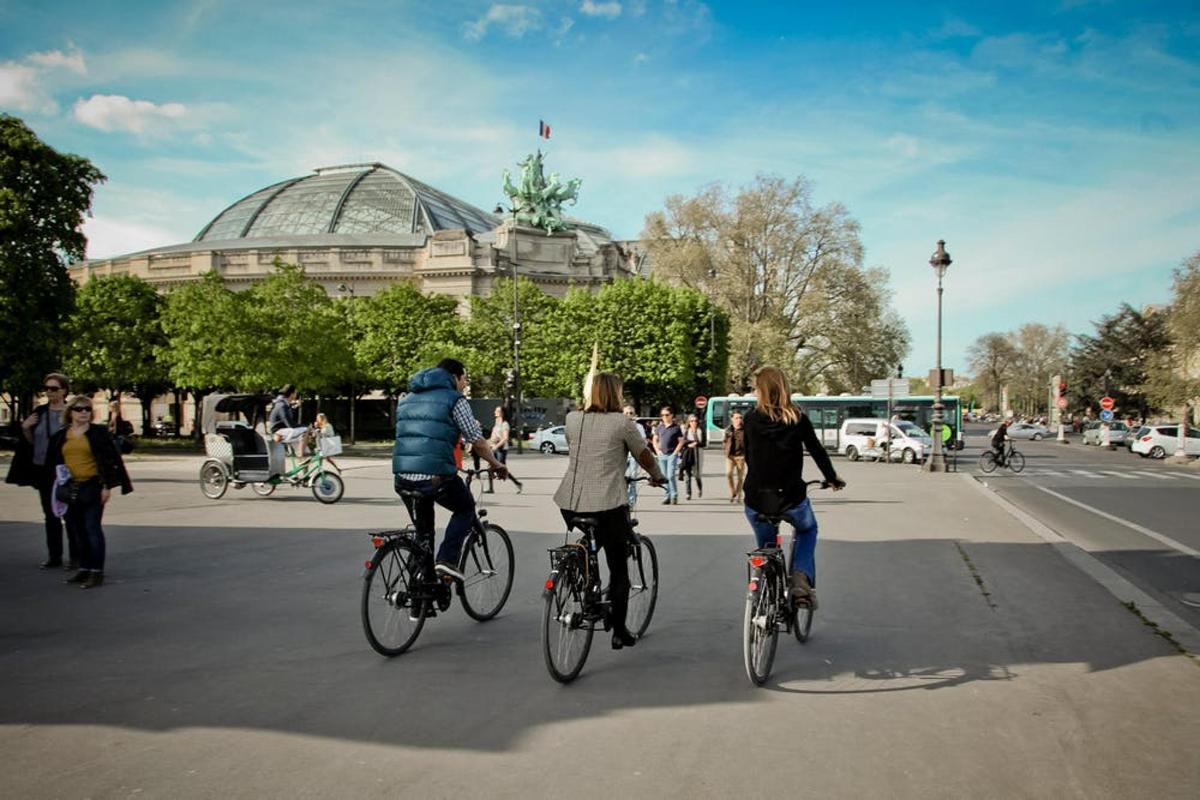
[6,373,80,570]
[46,396,134,589]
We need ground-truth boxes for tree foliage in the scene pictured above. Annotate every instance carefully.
[64,274,168,399]
[0,114,105,399]
[1146,250,1200,424]
[1070,303,1170,419]
[643,173,907,392]
[967,333,1019,412]
[159,270,248,392]
[352,280,463,395]
[1008,323,1070,414]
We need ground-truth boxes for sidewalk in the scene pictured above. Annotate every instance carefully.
[1,452,1197,798]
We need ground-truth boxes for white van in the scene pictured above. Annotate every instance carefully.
[839,418,931,464]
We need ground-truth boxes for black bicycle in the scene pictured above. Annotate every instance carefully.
[541,478,659,683]
[743,480,830,686]
[361,469,515,657]
[979,442,1025,474]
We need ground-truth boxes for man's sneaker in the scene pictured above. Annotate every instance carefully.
[434,561,465,582]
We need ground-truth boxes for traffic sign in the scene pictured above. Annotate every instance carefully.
[1056,397,1068,409]
[1100,396,1115,411]
[695,395,708,410]
[1099,409,1114,422]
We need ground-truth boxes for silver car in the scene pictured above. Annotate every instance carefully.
[1082,420,1130,446]
[530,425,569,454]
[1004,422,1052,441]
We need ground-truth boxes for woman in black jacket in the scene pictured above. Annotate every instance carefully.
[742,367,845,607]
[47,396,134,589]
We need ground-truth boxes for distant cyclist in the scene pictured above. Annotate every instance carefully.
[392,358,508,582]
[269,384,310,457]
[742,366,845,608]
[991,419,1012,463]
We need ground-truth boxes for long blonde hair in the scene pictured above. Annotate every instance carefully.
[585,372,625,413]
[753,366,799,424]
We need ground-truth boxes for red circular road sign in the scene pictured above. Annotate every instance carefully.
[1100,396,1115,411]
[1056,397,1068,409]
[695,395,708,410]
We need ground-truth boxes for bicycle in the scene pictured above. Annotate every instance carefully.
[743,480,829,687]
[978,441,1025,474]
[541,477,659,683]
[361,468,515,657]
[246,442,344,503]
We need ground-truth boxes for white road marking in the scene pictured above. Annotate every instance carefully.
[1070,470,1101,478]
[1031,485,1200,558]
[1131,470,1176,480]
[1169,471,1200,481]
[1099,471,1129,478]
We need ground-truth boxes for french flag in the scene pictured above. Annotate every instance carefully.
[539,119,551,139]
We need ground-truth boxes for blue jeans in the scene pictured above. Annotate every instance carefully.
[394,475,476,569]
[744,498,819,583]
[65,480,106,571]
[656,453,679,500]
[626,454,639,506]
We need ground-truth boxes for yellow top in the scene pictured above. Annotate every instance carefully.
[63,428,99,481]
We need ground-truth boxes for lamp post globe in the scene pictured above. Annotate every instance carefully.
[925,240,952,473]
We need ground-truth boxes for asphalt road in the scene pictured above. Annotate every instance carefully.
[2,451,1198,798]
[963,424,1200,627]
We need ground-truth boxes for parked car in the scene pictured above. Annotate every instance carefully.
[1003,422,1052,441]
[530,425,569,454]
[839,418,930,464]
[1082,420,1130,446]
[1130,425,1200,459]
[1127,426,1149,452]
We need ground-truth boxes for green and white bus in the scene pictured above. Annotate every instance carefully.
[704,394,963,452]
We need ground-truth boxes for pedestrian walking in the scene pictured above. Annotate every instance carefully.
[47,395,134,589]
[651,406,684,504]
[107,398,134,454]
[623,404,647,507]
[724,410,747,503]
[5,373,80,570]
[679,413,705,500]
[485,406,523,493]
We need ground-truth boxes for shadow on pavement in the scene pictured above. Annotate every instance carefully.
[0,522,1188,752]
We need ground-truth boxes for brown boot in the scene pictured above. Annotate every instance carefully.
[790,572,816,609]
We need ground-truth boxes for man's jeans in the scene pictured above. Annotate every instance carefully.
[656,453,679,500]
[626,454,639,507]
[744,497,819,583]
[394,475,476,569]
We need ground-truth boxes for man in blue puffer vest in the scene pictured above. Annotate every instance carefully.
[393,358,509,581]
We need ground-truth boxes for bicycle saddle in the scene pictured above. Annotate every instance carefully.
[567,516,600,534]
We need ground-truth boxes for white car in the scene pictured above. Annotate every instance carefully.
[1002,422,1052,441]
[839,418,930,464]
[530,425,569,454]
[1130,425,1200,459]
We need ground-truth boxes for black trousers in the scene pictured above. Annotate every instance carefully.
[560,506,634,634]
[34,465,78,563]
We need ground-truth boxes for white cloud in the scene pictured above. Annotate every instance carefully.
[464,4,543,41]
[0,62,57,113]
[73,94,188,134]
[83,214,194,260]
[27,46,87,75]
[0,46,87,114]
[580,1,622,19]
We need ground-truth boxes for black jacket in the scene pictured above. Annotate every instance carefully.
[5,403,53,487]
[47,423,134,494]
[742,409,840,514]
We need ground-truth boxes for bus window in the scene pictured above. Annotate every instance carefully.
[710,399,728,429]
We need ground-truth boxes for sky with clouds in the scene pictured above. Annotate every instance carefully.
[2,0,1198,375]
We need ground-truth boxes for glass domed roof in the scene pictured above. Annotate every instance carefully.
[195,163,500,242]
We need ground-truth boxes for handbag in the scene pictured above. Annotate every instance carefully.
[55,480,81,505]
[115,434,135,455]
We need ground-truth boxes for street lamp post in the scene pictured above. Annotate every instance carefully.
[925,240,952,473]
[497,205,523,453]
[336,283,357,444]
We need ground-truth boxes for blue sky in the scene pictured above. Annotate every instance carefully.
[2,0,1198,375]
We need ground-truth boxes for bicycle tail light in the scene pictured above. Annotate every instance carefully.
[371,537,383,548]
[748,580,759,592]
[749,556,766,568]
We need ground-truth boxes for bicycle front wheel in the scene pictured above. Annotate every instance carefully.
[625,535,659,638]
[312,471,344,504]
[978,452,998,473]
[743,567,780,686]
[362,540,427,657]
[1008,450,1026,473]
[542,557,594,683]
[459,523,514,621]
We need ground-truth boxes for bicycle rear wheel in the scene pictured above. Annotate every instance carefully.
[625,535,659,638]
[743,565,780,686]
[1008,451,1026,473]
[459,523,514,621]
[542,557,594,683]
[978,452,997,473]
[362,540,427,656]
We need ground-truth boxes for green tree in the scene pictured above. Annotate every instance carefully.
[63,274,169,429]
[352,280,463,394]
[462,276,560,398]
[159,270,249,391]
[1071,303,1170,420]
[1010,323,1070,415]
[239,260,351,393]
[643,173,907,391]
[0,114,105,414]
[1146,251,1200,428]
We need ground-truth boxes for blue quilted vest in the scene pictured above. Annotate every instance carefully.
[391,367,463,476]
